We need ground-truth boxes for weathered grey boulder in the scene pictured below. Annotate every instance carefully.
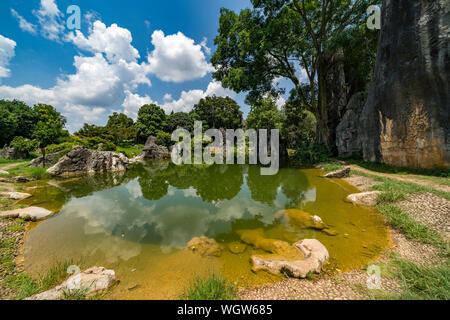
[336,92,365,158]
[360,0,449,169]
[26,267,116,300]
[30,152,63,168]
[346,191,382,207]
[0,147,27,160]
[47,146,129,176]
[1,192,32,200]
[324,167,351,178]
[251,239,329,278]
[142,136,169,159]
[0,206,53,221]
[0,170,8,175]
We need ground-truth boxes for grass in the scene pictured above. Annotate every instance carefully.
[0,198,26,211]
[3,163,51,180]
[320,161,345,172]
[116,144,143,158]
[179,273,237,300]
[387,257,450,300]
[0,238,18,275]
[4,259,81,300]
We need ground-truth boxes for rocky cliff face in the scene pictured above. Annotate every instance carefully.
[360,0,449,169]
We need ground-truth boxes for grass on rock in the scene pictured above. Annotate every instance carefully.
[180,273,237,300]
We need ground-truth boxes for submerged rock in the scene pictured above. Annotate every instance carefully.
[251,239,329,278]
[26,267,116,300]
[0,206,53,221]
[5,192,32,200]
[324,167,351,178]
[47,146,129,176]
[346,191,382,207]
[187,236,222,257]
[275,209,328,230]
[227,242,247,254]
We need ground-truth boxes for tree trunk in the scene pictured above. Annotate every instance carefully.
[316,62,331,149]
[42,148,46,168]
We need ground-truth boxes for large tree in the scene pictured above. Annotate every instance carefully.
[166,112,194,133]
[136,104,167,142]
[211,0,378,149]
[106,112,137,144]
[0,100,37,147]
[32,104,67,165]
[246,97,285,130]
[191,96,243,130]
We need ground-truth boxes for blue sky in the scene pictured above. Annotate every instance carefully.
[0,0,287,132]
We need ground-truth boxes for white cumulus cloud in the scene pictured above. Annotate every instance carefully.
[0,35,16,78]
[10,9,38,35]
[33,0,65,41]
[147,30,214,83]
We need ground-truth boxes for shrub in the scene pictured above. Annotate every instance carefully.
[156,131,173,148]
[9,136,38,155]
[293,143,331,165]
[180,273,237,300]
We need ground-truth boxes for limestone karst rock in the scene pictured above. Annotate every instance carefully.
[360,0,449,169]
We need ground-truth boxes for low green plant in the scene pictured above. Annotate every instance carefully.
[9,136,38,156]
[180,273,237,300]
[293,143,331,165]
[156,131,174,148]
[388,257,450,300]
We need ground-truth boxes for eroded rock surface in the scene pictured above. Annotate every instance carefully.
[360,0,449,169]
[0,207,53,221]
[1,192,32,200]
[251,239,329,278]
[324,167,350,178]
[26,267,116,300]
[47,146,129,176]
[187,236,222,257]
[346,191,382,207]
[30,152,63,168]
[142,136,170,159]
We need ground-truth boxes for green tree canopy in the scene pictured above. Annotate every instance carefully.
[191,96,243,130]
[246,97,285,130]
[211,0,378,149]
[166,112,194,133]
[106,112,137,144]
[0,100,37,147]
[106,112,135,129]
[32,104,67,158]
[136,104,167,142]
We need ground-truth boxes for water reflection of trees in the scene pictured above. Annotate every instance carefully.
[137,161,244,202]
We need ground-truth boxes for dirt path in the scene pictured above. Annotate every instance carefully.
[348,165,450,193]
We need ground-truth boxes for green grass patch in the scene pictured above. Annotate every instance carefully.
[4,163,50,180]
[180,273,237,300]
[116,144,143,158]
[388,257,450,300]
[378,204,443,247]
[4,259,81,300]
[320,161,345,172]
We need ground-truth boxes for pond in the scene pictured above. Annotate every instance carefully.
[20,161,390,299]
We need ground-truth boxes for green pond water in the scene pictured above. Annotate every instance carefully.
[20,161,390,299]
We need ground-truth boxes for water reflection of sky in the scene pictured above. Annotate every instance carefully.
[58,164,317,251]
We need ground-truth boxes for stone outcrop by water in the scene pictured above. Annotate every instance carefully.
[323,167,350,178]
[30,152,63,168]
[346,191,382,207]
[47,146,129,176]
[275,209,327,230]
[360,0,449,169]
[0,207,53,221]
[142,136,170,159]
[26,267,116,300]
[251,239,329,278]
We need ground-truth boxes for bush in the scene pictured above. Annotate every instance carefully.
[180,273,237,300]
[156,131,173,148]
[85,137,116,151]
[45,142,77,155]
[293,143,331,165]
[9,136,38,155]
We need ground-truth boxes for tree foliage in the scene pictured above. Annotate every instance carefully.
[246,97,284,130]
[0,100,37,147]
[191,96,243,130]
[136,104,167,142]
[32,104,67,150]
[167,112,194,133]
[211,0,378,149]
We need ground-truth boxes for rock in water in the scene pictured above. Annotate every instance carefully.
[30,152,63,168]
[187,236,222,257]
[227,242,247,254]
[142,136,170,159]
[360,0,449,169]
[346,191,382,207]
[47,146,129,176]
[324,167,350,178]
[251,239,329,278]
[0,207,53,221]
[26,267,116,300]
[274,209,328,230]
